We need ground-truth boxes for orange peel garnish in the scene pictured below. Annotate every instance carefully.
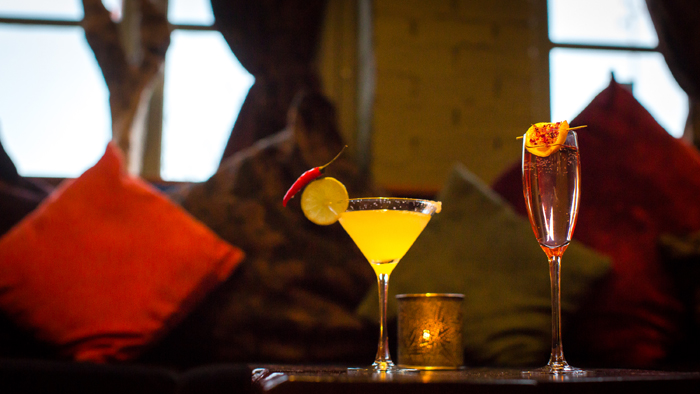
[521,121,585,157]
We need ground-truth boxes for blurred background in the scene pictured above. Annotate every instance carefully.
[0,0,688,193]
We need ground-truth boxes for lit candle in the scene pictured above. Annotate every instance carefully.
[396,293,464,370]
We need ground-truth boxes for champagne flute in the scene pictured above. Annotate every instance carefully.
[522,129,582,374]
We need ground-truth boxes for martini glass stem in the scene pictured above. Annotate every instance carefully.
[374,272,394,370]
[547,254,568,369]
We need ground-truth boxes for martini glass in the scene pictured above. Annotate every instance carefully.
[336,198,441,373]
[522,130,582,374]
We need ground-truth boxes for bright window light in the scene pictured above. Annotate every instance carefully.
[0,25,111,177]
[0,0,121,20]
[0,0,252,180]
[0,0,82,19]
[548,0,658,47]
[168,0,214,25]
[548,0,688,138]
[161,30,254,182]
[550,48,688,138]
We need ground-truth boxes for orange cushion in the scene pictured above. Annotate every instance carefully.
[0,143,244,362]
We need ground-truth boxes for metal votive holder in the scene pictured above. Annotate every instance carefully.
[396,293,464,370]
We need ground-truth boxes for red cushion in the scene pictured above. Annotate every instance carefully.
[0,143,244,362]
[492,78,700,368]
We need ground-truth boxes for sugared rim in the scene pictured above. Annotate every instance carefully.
[346,197,441,204]
[344,197,442,214]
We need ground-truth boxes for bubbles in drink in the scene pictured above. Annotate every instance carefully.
[522,145,580,248]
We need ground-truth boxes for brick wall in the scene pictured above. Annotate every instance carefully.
[370,0,549,193]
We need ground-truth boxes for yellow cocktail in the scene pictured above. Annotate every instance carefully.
[339,210,431,276]
[337,198,441,373]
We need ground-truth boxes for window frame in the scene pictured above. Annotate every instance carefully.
[544,0,688,139]
[0,0,222,180]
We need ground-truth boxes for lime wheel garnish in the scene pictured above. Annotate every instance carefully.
[300,177,349,225]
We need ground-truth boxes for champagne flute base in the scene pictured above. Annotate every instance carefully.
[523,362,587,376]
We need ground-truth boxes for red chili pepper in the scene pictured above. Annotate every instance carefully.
[282,146,347,207]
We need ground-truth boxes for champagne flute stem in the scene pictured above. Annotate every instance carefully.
[374,272,393,370]
[548,254,568,369]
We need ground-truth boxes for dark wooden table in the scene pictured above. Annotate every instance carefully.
[252,365,700,394]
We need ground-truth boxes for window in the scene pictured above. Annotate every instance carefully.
[0,0,254,181]
[548,0,688,138]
